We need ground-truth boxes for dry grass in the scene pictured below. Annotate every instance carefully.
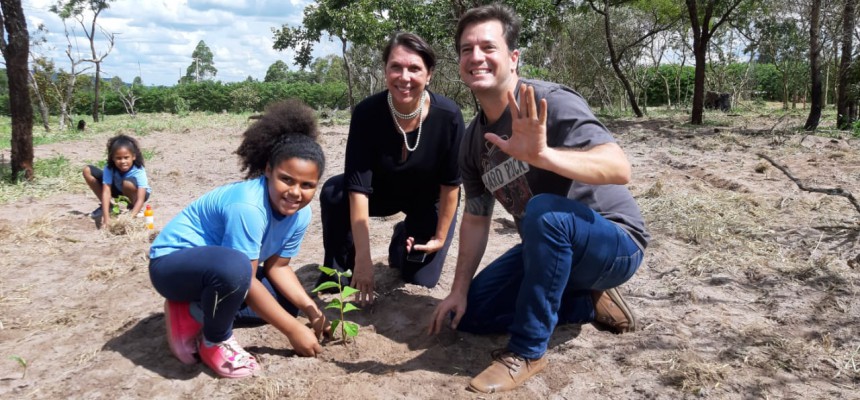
[658,349,730,395]
[639,182,767,245]
[237,376,292,399]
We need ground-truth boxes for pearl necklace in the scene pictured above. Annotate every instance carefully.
[388,90,427,152]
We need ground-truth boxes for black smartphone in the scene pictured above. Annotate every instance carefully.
[406,250,427,263]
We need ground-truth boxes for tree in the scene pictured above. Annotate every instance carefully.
[29,55,51,131]
[272,0,393,111]
[264,60,290,82]
[110,76,138,116]
[685,0,746,124]
[804,0,822,131]
[51,0,116,123]
[758,17,806,109]
[182,40,217,83]
[0,0,34,181]
[836,0,855,129]
[587,0,681,117]
[53,20,91,130]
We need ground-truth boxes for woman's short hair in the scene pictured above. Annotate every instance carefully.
[382,32,437,72]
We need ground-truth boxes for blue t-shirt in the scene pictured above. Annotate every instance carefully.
[149,176,311,261]
[103,164,151,195]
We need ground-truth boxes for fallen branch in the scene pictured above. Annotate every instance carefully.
[757,153,860,216]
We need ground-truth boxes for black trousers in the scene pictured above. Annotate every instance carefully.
[318,174,458,288]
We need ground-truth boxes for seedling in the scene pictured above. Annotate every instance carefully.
[9,355,27,378]
[113,195,131,216]
[312,266,360,343]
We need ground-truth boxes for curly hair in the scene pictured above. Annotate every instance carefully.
[235,99,325,179]
[106,134,145,170]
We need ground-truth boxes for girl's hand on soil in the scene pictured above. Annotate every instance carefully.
[288,326,323,357]
[352,262,375,306]
[408,236,444,254]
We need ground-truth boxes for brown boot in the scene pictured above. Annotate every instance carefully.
[468,349,548,393]
[592,287,636,333]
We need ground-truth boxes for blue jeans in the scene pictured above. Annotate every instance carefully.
[149,246,297,343]
[457,194,643,359]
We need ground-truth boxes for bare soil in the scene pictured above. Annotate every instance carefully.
[1,114,858,399]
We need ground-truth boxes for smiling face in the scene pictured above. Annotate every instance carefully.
[385,45,432,110]
[265,157,320,217]
[457,20,519,98]
[111,147,136,173]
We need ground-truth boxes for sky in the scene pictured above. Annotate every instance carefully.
[21,0,339,86]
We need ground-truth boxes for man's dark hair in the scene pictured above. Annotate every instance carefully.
[455,3,521,54]
[382,32,437,72]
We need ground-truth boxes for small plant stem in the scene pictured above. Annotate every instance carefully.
[338,273,347,342]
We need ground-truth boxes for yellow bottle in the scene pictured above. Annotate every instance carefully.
[144,204,154,230]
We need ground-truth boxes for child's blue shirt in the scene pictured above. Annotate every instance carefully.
[103,164,151,195]
[149,176,311,261]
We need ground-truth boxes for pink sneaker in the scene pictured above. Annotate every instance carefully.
[164,300,202,364]
[198,336,259,378]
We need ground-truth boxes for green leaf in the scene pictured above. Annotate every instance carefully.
[312,281,339,293]
[9,355,26,368]
[342,321,359,337]
[318,265,336,276]
[342,302,360,313]
[331,319,341,335]
[325,298,342,309]
[342,269,353,278]
[341,285,359,298]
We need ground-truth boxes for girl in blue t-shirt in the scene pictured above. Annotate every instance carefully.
[149,100,328,379]
[82,134,151,228]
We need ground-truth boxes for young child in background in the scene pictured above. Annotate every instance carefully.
[148,100,328,379]
[82,134,151,227]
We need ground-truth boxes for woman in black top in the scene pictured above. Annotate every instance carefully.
[319,32,464,304]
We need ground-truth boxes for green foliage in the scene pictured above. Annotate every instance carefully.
[34,155,72,178]
[183,40,218,83]
[312,266,360,342]
[9,355,27,378]
[230,83,262,112]
[167,94,190,116]
[264,60,291,82]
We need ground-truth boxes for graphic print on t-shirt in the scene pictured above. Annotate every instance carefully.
[481,138,532,219]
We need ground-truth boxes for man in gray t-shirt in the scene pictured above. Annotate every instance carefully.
[428,3,650,394]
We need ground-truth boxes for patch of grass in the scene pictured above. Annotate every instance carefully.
[141,148,158,162]
[639,182,768,246]
[0,155,83,204]
[0,112,253,151]
[238,376,291,399]
[658,349,729,395]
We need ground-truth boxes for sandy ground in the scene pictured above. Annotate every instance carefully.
[0,114,858,399]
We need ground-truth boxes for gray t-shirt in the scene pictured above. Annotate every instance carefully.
[460,79,650,250]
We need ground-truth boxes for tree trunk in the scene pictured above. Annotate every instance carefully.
[92,64,101,122]
[340,38,355,112]
[29,70,51,131]
[691,38,707,124]
[0,0,34,181]
[837,0,856,129]
[805,0,822,131]
[596,0,643,117]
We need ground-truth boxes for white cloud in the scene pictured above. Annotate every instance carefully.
[21,0,337,86]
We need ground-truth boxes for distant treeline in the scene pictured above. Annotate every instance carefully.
[0,61,820,117]
[0,72,349,116]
